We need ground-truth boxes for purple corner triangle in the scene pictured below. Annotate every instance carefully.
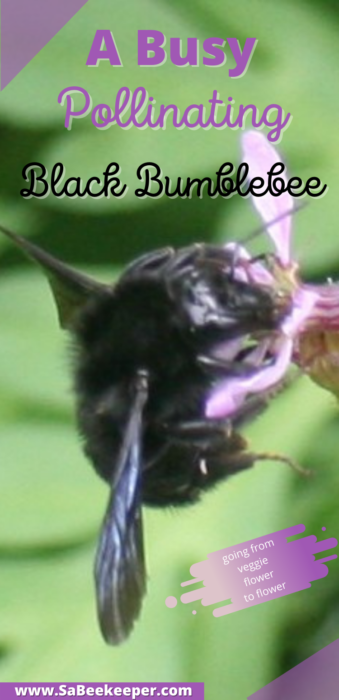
[1,0,89,90]
[248,638,339,700]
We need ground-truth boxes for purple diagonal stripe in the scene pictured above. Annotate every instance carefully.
[1,0,89,90]
[248,638,339,700]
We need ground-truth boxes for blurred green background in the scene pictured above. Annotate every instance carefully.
[0,0,339,697]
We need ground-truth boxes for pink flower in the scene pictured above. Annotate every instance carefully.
[206,132,336,419]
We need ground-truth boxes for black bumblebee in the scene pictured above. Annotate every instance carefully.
[0,226,291,644]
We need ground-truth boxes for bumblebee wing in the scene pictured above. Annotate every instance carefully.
[95,373,148,645]
[0,224,107,330]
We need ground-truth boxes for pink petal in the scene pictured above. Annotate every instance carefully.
[281,288,319,336]
[224,242,274,286]
[242,131,293,266]
[205,337,293,419]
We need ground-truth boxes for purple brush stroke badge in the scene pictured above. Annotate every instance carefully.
[166,525,337,617]
[1,0,89,90]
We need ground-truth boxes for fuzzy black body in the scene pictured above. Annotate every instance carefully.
[73,244,286,507]
[0,227,290,647]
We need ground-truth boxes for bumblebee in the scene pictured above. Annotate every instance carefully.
[0,226,290,644]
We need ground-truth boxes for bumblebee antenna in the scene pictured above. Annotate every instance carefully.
[240,201,308,247]
[228,201,308,277]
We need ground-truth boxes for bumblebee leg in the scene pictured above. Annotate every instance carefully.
[254,451,312,477]
[197,354,262,376]
[165,418,232,443]
[162,244,236,284]
[201,244,234,266]
[122,247,175,278]
[162,245,201,275]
